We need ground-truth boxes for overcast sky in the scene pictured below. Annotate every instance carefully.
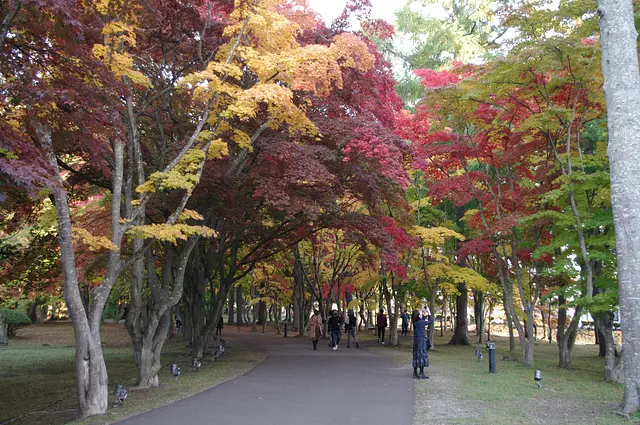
[307,0,402,26]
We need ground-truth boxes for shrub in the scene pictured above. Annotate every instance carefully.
[0,309,32,336]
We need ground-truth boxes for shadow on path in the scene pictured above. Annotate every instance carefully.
[117,333,414,425]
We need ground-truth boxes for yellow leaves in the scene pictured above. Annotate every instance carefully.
[92,44,151,87]
[329,33,375,72]
[128,224,217,244]
[72,227,118,252]
[178,209,204,222]
[102,21,136,46]
[412,226,465,246]
[223,83,317,135]
[207,139,229,160]
[136,149,205,193]
[426,263,493,292]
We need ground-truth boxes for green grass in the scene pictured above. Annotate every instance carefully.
[0,322,265,425]
[366,331,636,425]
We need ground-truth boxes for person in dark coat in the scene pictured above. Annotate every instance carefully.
[328,310,341,351]
[215,314,224,336]
[376,310,387,344]
[412,309,433,379]
[401,310,410,336]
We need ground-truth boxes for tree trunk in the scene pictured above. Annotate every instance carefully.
[449,282,469,345]
[0,316,8,345]
[597,0,640,412]
[258,301,267,325]
[236,285,244,326]
[474,290,484,338]
[36,123,116,417]
[228,284,235,326]
[593,311,621,382]
[557,301,582,369]
[127,242,197,388]
[507,311,516,353]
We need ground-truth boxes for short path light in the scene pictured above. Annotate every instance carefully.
[171,364,181,380]
[534,369,542,388]
[192,358,201,371]
[114,384,127,405]
[475,348,483,361]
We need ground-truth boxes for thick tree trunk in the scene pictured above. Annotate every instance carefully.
[449,282,469,345]
[127,242,197,388]
[258,301,267,325]
[597,0,640,411]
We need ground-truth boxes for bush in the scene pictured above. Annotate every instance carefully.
[0,309,32,336]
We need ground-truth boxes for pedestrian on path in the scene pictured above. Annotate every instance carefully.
[216,314,224,336]
[346,310,360,348]
[412,309,433,379]
[308,309,323,350]
[377,310,387,344]
[401,310,410,336]
[328,310,342,351]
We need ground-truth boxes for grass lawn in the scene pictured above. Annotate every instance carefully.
[0,322,265,425]
[365,330,637,425]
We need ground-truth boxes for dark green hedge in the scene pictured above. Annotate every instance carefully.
[0,309,31,336]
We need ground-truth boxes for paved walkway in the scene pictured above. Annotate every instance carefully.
[118,333,415,425]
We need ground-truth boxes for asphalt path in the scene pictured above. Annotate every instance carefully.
[117,333,415,425]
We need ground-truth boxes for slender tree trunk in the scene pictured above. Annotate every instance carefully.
[597,0,640,410]
[0,316,7,345]
[36,123,117,417]
[593,311,623,382]
[557,299,582,369]
[228,285,235,326]
[236,286,244,326]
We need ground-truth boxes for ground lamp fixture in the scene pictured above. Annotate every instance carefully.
[171,364,181,380]
[114,384,127,405]
[192,358,201,371]
[534,369,542,388]
[475,348,483,361]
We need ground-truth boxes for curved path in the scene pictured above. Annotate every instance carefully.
[118,333,415,425]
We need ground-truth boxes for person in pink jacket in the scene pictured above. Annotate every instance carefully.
[308,310,323,350]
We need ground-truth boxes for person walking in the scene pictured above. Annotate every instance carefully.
[328,310,342,351]
[401,310,410,336]
[412,309,433,379]
[346,310,360,348]
[308,310,323,350]
[215,314,224,336]
[377,310,387,344]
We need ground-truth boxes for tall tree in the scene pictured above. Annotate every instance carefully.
[597,0,640,414]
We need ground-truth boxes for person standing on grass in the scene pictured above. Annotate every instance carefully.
[412,309,433,379]
[401,310,410,336]
[328,310,342,351]
[308,309,323,350]
[377,310,387,344]
[346,310,360,348]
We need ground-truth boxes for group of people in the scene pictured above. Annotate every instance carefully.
[308,306,433,379]
[308,309,360,351]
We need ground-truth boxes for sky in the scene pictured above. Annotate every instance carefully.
[307,0,402,27]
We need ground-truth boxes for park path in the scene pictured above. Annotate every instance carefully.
[117,332,415,425]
